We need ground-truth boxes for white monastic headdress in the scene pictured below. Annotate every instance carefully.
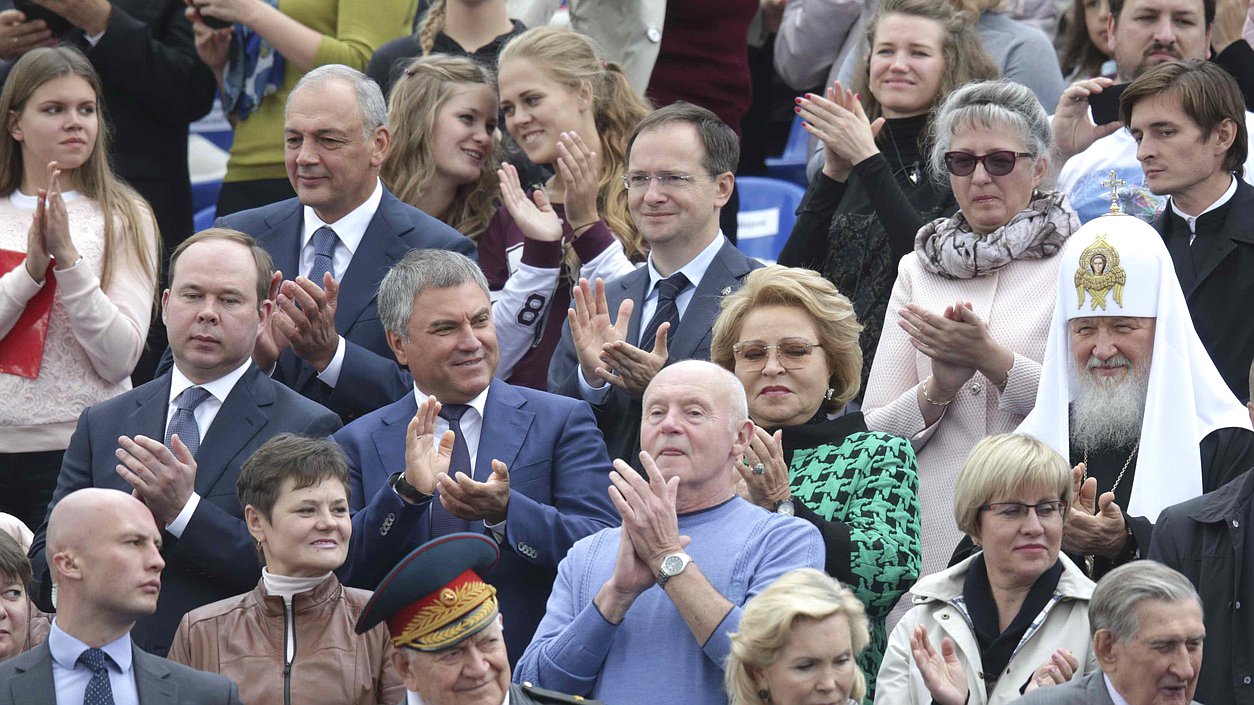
[1016,190,1250,522]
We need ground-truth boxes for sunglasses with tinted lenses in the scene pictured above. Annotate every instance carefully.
[943,150,1033,177]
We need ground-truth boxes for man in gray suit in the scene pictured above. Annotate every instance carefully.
[1014,560,1205,705]
[548,102,762,464]
[0,489,241,704]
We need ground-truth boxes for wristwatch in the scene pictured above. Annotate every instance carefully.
[390,471,432,505]
[656,552,692,587]
[774,498,795,516]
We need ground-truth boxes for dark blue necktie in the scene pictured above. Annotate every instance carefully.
[78,648,116,705]
[430,404,473,536]
[639,272,689,352]
[165,386,212,457]
[308,226,338,286]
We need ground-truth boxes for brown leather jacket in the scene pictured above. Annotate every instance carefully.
[167,574,403,705]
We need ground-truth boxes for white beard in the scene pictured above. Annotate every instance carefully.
[1069,354,1150,450]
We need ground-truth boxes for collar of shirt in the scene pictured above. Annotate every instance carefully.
[1103,673,1133,705]
[9,190,83,209]
[167,357,252,439]
[299,178,384,280]
[1169,175,1237,234]
[411,383,491,473]
[48,619,134,675]
[643,231,725,306]
[407,687,511,705]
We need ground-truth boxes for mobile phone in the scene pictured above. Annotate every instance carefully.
[1089,83,1130,126]
[12,0,72,38]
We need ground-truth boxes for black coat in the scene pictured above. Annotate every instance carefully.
[1154,178,1254,403]
[1150,466,1254,705]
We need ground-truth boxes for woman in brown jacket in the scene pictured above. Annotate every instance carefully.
[167,435,403,705]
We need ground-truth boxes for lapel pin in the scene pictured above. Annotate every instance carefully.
[720,286,732,296]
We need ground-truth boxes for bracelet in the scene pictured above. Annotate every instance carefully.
[568,219,599,233]
[920,376,955,407]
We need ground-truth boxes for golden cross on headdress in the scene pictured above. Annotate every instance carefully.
[1101,170,1126,214]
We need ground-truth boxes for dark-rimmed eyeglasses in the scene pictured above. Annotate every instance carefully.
[943,151,1033,177]
[979,500,1066,521]
[731,339,822,371]
[622,172,715,190]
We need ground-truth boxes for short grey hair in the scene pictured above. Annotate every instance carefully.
[1090,560,1202,643]
[928,80,1053,185]
[289,64,388,137]
[377,250,488,340]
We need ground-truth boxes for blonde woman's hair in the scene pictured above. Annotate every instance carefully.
[710,266,864,412]
[0,47,157,291]
[952,433,1073,539]
[498,27,652,261]
[416,0,448,57]
[381,55,499,241]
[726,569,870,704]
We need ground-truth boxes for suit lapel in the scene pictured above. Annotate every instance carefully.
[254,200,304,281]
[133,646,179,704]
[616,268,650,349]
[7,644,55,705]
[336,190,414,333]
[124,377,175,470]
[476,379,533,477]
[1187,181,1254,297]
[369,394,419,498]
[669,241,749,359]
[194,366,270,496]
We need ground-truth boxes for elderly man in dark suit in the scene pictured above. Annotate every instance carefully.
[1013,560,1205,705]
[1,489,241,705]
[215,63,476,423]
[28,229,341,656]
[1116,60,1254,403]
[334,249,617,663]
[548,102,762,464]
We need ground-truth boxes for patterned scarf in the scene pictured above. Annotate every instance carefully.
[221,0,286,122]
[914,191,1078,280]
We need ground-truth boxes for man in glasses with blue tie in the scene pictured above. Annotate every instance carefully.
[334,249,617,665]
[27,229,341,657]
[0,488,242,705]
[215,64,475,424]
[548,102,763,466]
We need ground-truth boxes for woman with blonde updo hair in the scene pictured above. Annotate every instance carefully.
[726,568,870,705]
[478,27,652,389]
[381,55,500,241]
[710,265,919,697]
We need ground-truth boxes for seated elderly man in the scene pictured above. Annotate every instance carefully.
[1016,205,1254,579]
[354,533,600,705]
[1013,559,1205,705]
[515,360,824,705]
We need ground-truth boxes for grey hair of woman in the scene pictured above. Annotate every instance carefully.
[927,80,1054,186]
[1088,560,1202,643]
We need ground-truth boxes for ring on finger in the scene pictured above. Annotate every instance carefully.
[752,463,765,475]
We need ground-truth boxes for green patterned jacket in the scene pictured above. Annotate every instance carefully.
[780,412,921,699]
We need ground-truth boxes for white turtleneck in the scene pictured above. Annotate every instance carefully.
[261,568,331,662]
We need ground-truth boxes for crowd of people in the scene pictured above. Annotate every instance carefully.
[0,0,1252,703]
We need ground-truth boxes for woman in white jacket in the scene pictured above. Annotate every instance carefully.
[876,434,1098,705]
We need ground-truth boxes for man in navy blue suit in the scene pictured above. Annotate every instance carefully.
[215,64,476,422]
[27,229,341,656]
[335,250,617,663]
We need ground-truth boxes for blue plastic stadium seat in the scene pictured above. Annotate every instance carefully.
[735,176,807,265]
[764,114,810,187]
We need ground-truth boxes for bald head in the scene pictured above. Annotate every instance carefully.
[47,488,154,559]
[647,360,749,428]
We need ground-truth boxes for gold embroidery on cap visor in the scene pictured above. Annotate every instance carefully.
[394,582,499,651]
[1074,235,1127,310]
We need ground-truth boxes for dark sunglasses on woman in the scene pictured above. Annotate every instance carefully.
[943,150,1033,177]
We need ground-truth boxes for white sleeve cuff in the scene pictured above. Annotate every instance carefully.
[315,336,347,387]
[84,30,106,47]
[577,366,612,403]
[485,518,507,544]
[165,492,202,538]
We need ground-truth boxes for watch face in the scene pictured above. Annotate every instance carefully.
[777,500,795,516]
[662,555,684,575]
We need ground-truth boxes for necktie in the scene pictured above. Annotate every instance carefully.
[165,386,212,457]
[308,226,338,286]
[639,272,689,352]
[430,403,473,536]
[78,648,116,705]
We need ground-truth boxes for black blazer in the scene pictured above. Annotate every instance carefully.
[215,188,477,422]
[1154,178,1254,402]
[27,365,341,655]
[547,238,762,463]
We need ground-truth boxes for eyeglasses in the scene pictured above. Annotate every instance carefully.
[731,339,822,371]
[979,500,1066,521]
[622,172,714,190]
[943,151,1033,177]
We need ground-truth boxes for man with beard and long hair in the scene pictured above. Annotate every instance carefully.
[1016,206,1253,580]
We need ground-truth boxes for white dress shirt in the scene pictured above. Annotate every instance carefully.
[49,620,140,705]
[299,179,385,388]
[164,358,252,537]
[578,232,727,401]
